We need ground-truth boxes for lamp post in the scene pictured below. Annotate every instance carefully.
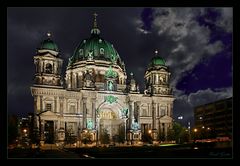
[193,128,198,143]
[188,121,191,143]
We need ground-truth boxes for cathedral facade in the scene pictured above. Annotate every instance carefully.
[30,15,174,145]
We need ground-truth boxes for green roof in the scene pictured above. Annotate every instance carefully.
[40,38,59,52]
[68,33,122,66]
[149,56,166,67]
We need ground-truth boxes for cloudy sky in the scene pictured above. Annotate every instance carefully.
[7,7,232,126]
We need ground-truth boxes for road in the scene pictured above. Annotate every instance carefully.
[8,143,232,159]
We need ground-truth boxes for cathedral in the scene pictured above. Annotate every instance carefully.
[30,14,174,145]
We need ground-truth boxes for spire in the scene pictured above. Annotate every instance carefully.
[91,13,100,35]
[93,12,98,28]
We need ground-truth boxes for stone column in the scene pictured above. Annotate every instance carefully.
[56,97,59,113]
[152,102,157,140]
[136,101,141,123]
[40,96,43,112]
[129,101,134,129]
[156,74,159,84]
[64,98,67,114]
[82,98,87,129]
[152,102,157,129]
[59,97,63,116]
[165,123,168,140]
[54,96,57,113]
[92,98,96,129]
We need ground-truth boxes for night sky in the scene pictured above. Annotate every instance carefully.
[7,7,232,126]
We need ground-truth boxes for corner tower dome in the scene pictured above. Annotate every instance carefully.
[68,13,125,70]
[39,32,59,52]
[148,50,166,67]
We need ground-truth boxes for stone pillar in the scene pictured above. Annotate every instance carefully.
[169,103,173,117]
[129,101,134,129]
[82,98,87,129]
[156,74,159,84]
[64,98,67,114]
[33,96,38,125]
[92,98,96,129]
[59,97,63,116]
[152,102,156,130]
[54,96,57,113]
[77,99,79,114]
[164,123,168,140]
[152,102,157,140]
[56,97,60,113]
[136,101,141,123]
[40,96,43,112]
[147,103,151,117]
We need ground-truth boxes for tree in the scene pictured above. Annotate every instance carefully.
[158,131,166,142]
[65,130,77,145]
[167,122,189,144]
[8,115,18,145]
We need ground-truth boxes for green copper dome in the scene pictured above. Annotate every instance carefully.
[68,13,124,67]
[68,33,122,66]
[149,56,166,66]
[39,38,59,52]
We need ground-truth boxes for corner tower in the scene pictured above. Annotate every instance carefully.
[33,33,63,87]
[144,50,172,96]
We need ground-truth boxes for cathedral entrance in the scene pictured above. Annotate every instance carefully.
[97,107,126,144]
[44,121,54,144]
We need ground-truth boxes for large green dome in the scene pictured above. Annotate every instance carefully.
[39,38,59,52]
[68,32,122,67]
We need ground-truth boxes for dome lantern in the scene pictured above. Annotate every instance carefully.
[39,32,59,52]
[148,50,166,67]
[91,12,100,35]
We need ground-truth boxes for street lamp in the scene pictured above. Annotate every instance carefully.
[148,129,152,134]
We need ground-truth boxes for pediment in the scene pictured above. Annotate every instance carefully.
[160,115,172,121]
[40,111,57,117]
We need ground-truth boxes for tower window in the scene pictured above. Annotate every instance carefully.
[69,105,76,114]
[100,48,104,55]
[45,63,52,74]
[46,103,52,112]
[160,107,166,116]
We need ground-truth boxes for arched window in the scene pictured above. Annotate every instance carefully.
[45,63,52,73]
[100,48,104,55]
[46,103,52,112]
[160,107,166,116]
